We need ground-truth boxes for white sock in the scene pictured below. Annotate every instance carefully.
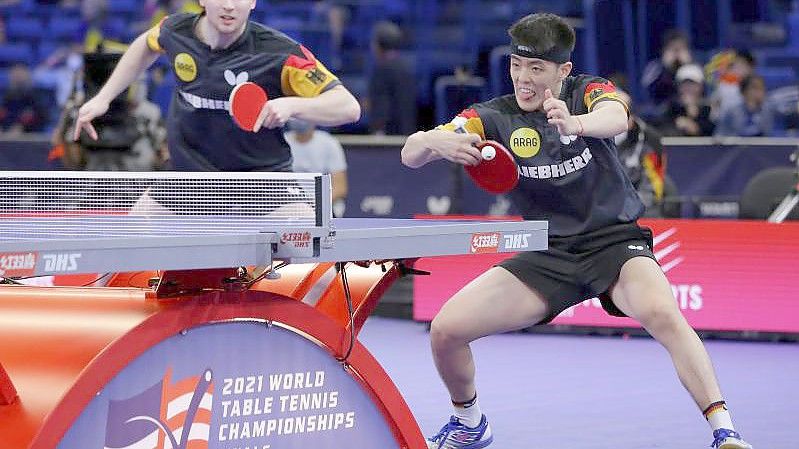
[452,395,482,428]
[705,401,735,432]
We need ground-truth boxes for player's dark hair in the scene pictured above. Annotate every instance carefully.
[507,13,575,59]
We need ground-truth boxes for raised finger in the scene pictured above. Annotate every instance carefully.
[253,104,271,133]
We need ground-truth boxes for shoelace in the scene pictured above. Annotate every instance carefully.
[429,417,463,445]
[711,429,741,448]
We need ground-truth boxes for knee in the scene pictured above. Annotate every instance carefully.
[637,304,685,337]
[430,314,471,348]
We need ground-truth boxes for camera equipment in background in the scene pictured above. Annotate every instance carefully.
[80,52,140,151]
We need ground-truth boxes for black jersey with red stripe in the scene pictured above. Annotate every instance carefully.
[147,13,340,171]
[443,74,644,236]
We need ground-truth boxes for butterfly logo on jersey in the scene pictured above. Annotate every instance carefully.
[224,70,249,86]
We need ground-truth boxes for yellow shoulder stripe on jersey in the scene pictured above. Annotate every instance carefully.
[280,46,339,97]
[588,92,627,113]
[436,109,486,140]
[146,18,167,53]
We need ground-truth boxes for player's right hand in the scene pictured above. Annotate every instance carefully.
[429,130,482,166]
[72,97,110,141]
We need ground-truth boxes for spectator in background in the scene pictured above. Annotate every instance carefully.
[707,48,756,120]
[284,119,348,216]
[80,0,127,53]
[715,74,773,137]
[311,0,351,70]
[615,90,668,217]
[143,0,202,28]
[55,78,167,171]
[0,64,50,135]
[641,29,694,106]
[34,0,128,108]
[657,63,715,136]
[367,21,417,135]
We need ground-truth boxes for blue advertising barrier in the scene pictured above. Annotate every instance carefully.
[1,135,795,219]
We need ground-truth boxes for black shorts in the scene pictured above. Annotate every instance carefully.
[497,222,657,324]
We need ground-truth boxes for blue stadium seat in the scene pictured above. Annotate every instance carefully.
[434,75,486,125]
[106,0,139,16]
[48,17,83,41]
[415,50,478,105]
[35,41,60,66]
[489,45,512,97]
[6,17,45,42]
[758,66,797,90]
[0,68,9,91]
[0,43,34,67]
[103,17,131,42]
[0,0,34,16]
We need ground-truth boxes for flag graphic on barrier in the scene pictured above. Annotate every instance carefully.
[104,368,214,449]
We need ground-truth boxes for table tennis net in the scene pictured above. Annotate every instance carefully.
[0,172,322,236]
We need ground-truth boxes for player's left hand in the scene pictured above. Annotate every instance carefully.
[254,97,298,132]
[543,89,581,136]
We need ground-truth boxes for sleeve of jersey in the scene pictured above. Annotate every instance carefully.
[145,17,168,53]
[582,78,627,114]
[435,108,486,140]
[280,45,340,97]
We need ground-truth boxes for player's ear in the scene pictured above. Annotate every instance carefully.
[250,0,257,10]
[558,61,573,80]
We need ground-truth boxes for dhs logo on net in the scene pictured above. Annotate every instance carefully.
[503,233,532,250]
[42,253,82,273]
[470,233,500,254]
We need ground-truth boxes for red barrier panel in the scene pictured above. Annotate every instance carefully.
[414,219,799,334]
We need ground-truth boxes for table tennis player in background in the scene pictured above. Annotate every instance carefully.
[72,0,360,172]
[401,12,753,449]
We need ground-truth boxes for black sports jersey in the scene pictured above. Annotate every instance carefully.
[147,13,340,171]
[442,75,644,236]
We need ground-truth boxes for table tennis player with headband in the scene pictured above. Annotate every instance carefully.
[400,12,753,449]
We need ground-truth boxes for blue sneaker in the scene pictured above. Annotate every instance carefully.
[711,429,753,449]
[426,415,493,449]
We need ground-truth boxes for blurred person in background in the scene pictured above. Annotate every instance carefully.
[145,0,203,27]
[715,74,773,137]
[657,63,715,136]
[0,64,50,135]
[707,48,756,120]
[367,20,416,135]
[641,29,694,107]
[615,90,668,217]
[34,0,128,108]
[284,119,348,216]
[53,53,167,171]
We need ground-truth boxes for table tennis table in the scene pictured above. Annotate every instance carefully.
[0,171,547,449]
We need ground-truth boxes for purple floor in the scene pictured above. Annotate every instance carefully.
[359,317,798,449]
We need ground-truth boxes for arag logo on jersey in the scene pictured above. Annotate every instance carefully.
[470,233,500,254]
[174,53,198,82]
[509,128,541,158]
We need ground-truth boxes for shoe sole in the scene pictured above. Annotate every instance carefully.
[718,443,751,449]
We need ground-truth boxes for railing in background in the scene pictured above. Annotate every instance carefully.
[0,135,796,220]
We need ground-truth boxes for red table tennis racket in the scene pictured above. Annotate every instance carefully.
[229,82,268,132]
[464,140,519,194]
